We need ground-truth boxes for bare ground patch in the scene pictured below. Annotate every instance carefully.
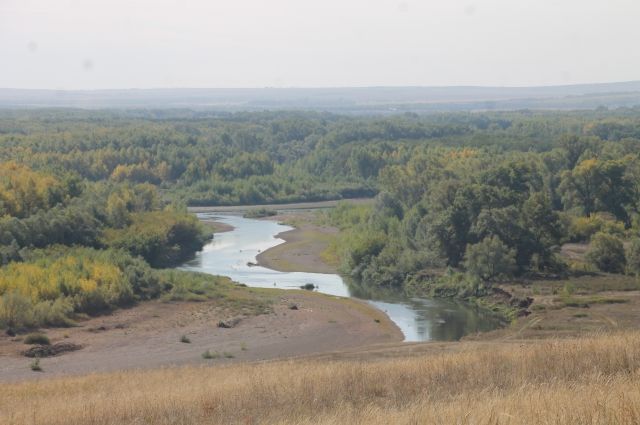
[0,291,401,382]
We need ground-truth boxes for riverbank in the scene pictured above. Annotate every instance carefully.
[200,218,235,233]
[256,213,339,274]
[0,289,401,382]
[188,198,374,214]
[254,212,640,341]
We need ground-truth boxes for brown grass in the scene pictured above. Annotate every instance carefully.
[3,332,640,424]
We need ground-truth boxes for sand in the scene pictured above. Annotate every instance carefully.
[0,291,401,382]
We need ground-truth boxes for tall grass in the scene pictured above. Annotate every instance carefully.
[3,332,640,424]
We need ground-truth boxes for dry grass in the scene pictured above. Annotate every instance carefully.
[3,332,640,424]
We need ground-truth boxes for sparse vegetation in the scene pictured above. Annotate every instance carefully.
[24,333,50,345]
[201,350,219,360]
[29,358,42,372]
[243,208,277,219]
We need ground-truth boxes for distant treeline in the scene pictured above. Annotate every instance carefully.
[4,108,640,207]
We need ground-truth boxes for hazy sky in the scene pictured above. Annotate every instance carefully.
[1,0,639,89]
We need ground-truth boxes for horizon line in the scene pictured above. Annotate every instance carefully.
[2,80,640,92]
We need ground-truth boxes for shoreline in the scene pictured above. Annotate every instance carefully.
[0,290,402,383]
[200,218,235,233]
[255,214,340,274]
[188,198,374,213]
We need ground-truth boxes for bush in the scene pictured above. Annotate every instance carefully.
[24,333,50,345]
[202,350,219,359]
[586,232,626,273]
[243,208,277,219]
[180,335,191,343]
[0,292,34,329]
[33,298,75,327]
[30,358,42,372]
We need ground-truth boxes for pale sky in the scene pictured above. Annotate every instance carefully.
[1,0,639,89]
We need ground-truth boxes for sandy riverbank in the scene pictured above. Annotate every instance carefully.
[200,218,235,233]
[256,215,339,274]
[0,290,401,382]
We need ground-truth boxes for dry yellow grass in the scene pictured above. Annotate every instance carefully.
[3,332,640,424]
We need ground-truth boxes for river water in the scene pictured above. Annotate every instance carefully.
[181,214,501,341]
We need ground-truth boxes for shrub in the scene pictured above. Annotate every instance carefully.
[180,335,191,343]
[24,333,50,345]
[33,298,75,327]
[0,292,34,329]
[586,232,626,273]
[0,247,164,329]
[30,358,42,372]
[243,208,277,219]
[202,350,219,359]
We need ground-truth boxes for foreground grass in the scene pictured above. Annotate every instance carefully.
[3,332,640,424]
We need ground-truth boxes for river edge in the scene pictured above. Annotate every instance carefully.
[0,289,402,382]
[199,212,639,343]
[252,214,517,333]
[256,216,339,274]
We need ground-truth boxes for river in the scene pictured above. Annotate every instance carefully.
[181,214,501,341]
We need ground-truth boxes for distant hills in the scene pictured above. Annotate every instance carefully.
[2,81,640,113]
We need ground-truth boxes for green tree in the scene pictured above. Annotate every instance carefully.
[586,232,626,273]
[463,236,516,281]
[559,158,633,222]
[106,193,130,228]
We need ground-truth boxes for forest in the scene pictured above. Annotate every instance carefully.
[3,108,640,326]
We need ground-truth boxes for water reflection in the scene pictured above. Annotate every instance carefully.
[181,214,501,342]
[348,279,502,341]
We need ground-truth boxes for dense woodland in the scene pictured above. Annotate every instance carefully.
[3,108,640,326]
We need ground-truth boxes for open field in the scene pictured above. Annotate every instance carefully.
[3,331,640,424]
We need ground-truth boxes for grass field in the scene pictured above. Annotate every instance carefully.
[3,331,640,424]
